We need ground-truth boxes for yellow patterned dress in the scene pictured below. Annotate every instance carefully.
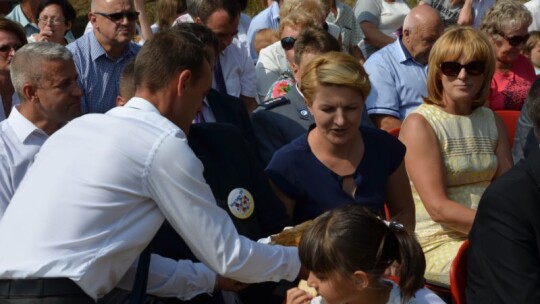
[411,104,499,286]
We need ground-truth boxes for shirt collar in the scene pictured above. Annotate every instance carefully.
[398,37,413,62]
[7,106,47,143]
[271,1,280,21]
[123,97,161,113]
[89,31,139,62]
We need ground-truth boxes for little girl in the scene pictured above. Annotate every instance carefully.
[287,205,445,304]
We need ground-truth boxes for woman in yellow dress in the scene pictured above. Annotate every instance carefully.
[399,27,513,286]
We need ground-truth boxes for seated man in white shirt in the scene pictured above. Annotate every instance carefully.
[0,41,81,218]
[0,30,301,303]
[188,0,258,112]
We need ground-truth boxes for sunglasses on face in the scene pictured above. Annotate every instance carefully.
[440,61,485,77]
[0,44,21,53]
[496,32,529,47]
[280,37,297,51]
[93,11,139,22]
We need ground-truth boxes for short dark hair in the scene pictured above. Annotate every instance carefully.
[119,57,136,100]
[0,17,28,46]
[527,78,540,131]
[172,22,219,56]
[37,0,77,25]
[187,0,240,23]
[293,27,340,64]
[299,205,425,302]
[134,30,209,94]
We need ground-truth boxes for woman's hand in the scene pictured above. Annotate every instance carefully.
[287,287,314,304]
[34,30,54,42]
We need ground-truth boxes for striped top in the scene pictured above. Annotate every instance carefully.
[411,103,498,242]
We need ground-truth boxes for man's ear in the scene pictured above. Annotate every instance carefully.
[22,82,37,103]
[194,16,203,24]
[352,271,369,290]
[116,96,127,107]
[176,69,192,96]
[291,61,300,82]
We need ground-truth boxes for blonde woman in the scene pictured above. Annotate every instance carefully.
[400,27,513,286]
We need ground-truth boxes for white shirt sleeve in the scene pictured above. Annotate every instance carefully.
[144,133,301,283]
[116,254,216,300]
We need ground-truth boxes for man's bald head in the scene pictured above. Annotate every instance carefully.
[403,5,442,33]
[402,5,443,65]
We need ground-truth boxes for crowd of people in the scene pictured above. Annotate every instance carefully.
[0,0,540,303]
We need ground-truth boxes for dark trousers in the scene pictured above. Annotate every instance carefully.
[0,278,94,304]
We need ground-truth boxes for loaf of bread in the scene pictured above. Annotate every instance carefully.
[269,220,313,247]
[298,280,317,297]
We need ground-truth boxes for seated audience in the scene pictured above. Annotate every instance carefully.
[253,28,279,57]
[353,0,410,58]
[524,31,540,76]
[287,205,445,304]
[0,42,81,218]
[27,0,76,45]
[481,0,535,111]
[256,0,341,101]
[399,26,513,287]
[325,0,365,62]
[467,77,540,304]
[419,0,474,27]
[189,0,258,112]
[265,52,415,231]
[364,5,443,131]
[6,0,40,36]
[0,18,27,122]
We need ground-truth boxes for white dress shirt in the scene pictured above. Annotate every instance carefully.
[0,97,300,300]
[217,39,257,99]
[0,106,48,218]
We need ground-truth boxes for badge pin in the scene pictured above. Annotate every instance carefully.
[227,188,255,219]
[299,109,309,120]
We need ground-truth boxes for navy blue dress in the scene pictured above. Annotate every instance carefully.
[265,125,406,224]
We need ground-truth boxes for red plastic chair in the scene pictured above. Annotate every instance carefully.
[494,110,520,147]
[450,240,469,304]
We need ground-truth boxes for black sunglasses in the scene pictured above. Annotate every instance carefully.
[496,32,529,47]
[280,37,297,51]
[0,44,21,53]
[94,11,139,22]
[440,61,485,77]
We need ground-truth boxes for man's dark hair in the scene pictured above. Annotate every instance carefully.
[134,31,209,93]
[186,0,240,23]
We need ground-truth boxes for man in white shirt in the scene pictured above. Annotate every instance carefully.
[0,30,301,303]
[0,42,81,218]
[188,0,259,112]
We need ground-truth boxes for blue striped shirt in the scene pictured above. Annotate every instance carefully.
[67,32,140,114]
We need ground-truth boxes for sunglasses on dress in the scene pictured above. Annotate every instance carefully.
[496,32,529,47]
[280,37,297,51]
[93,11,140,22]
[440,61,485,77]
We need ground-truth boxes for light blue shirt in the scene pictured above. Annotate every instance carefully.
[0,106,48,218]
[247,1,280,62]
[7,4,75,41]
[67,31,140,114]
[364,38,427,120]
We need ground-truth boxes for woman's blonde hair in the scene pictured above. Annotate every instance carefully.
[425,27,495,109]
[279,10,319,36]
[156,0,186,31]
[279,0,327,25]
[300,51,371,106]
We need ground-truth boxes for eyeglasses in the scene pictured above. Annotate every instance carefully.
[93,11,139,22]
[38,17,65,26]
[440,61,485,77]
[496,32,529,47]
[0,44,21,53]
[280,37,297,51]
